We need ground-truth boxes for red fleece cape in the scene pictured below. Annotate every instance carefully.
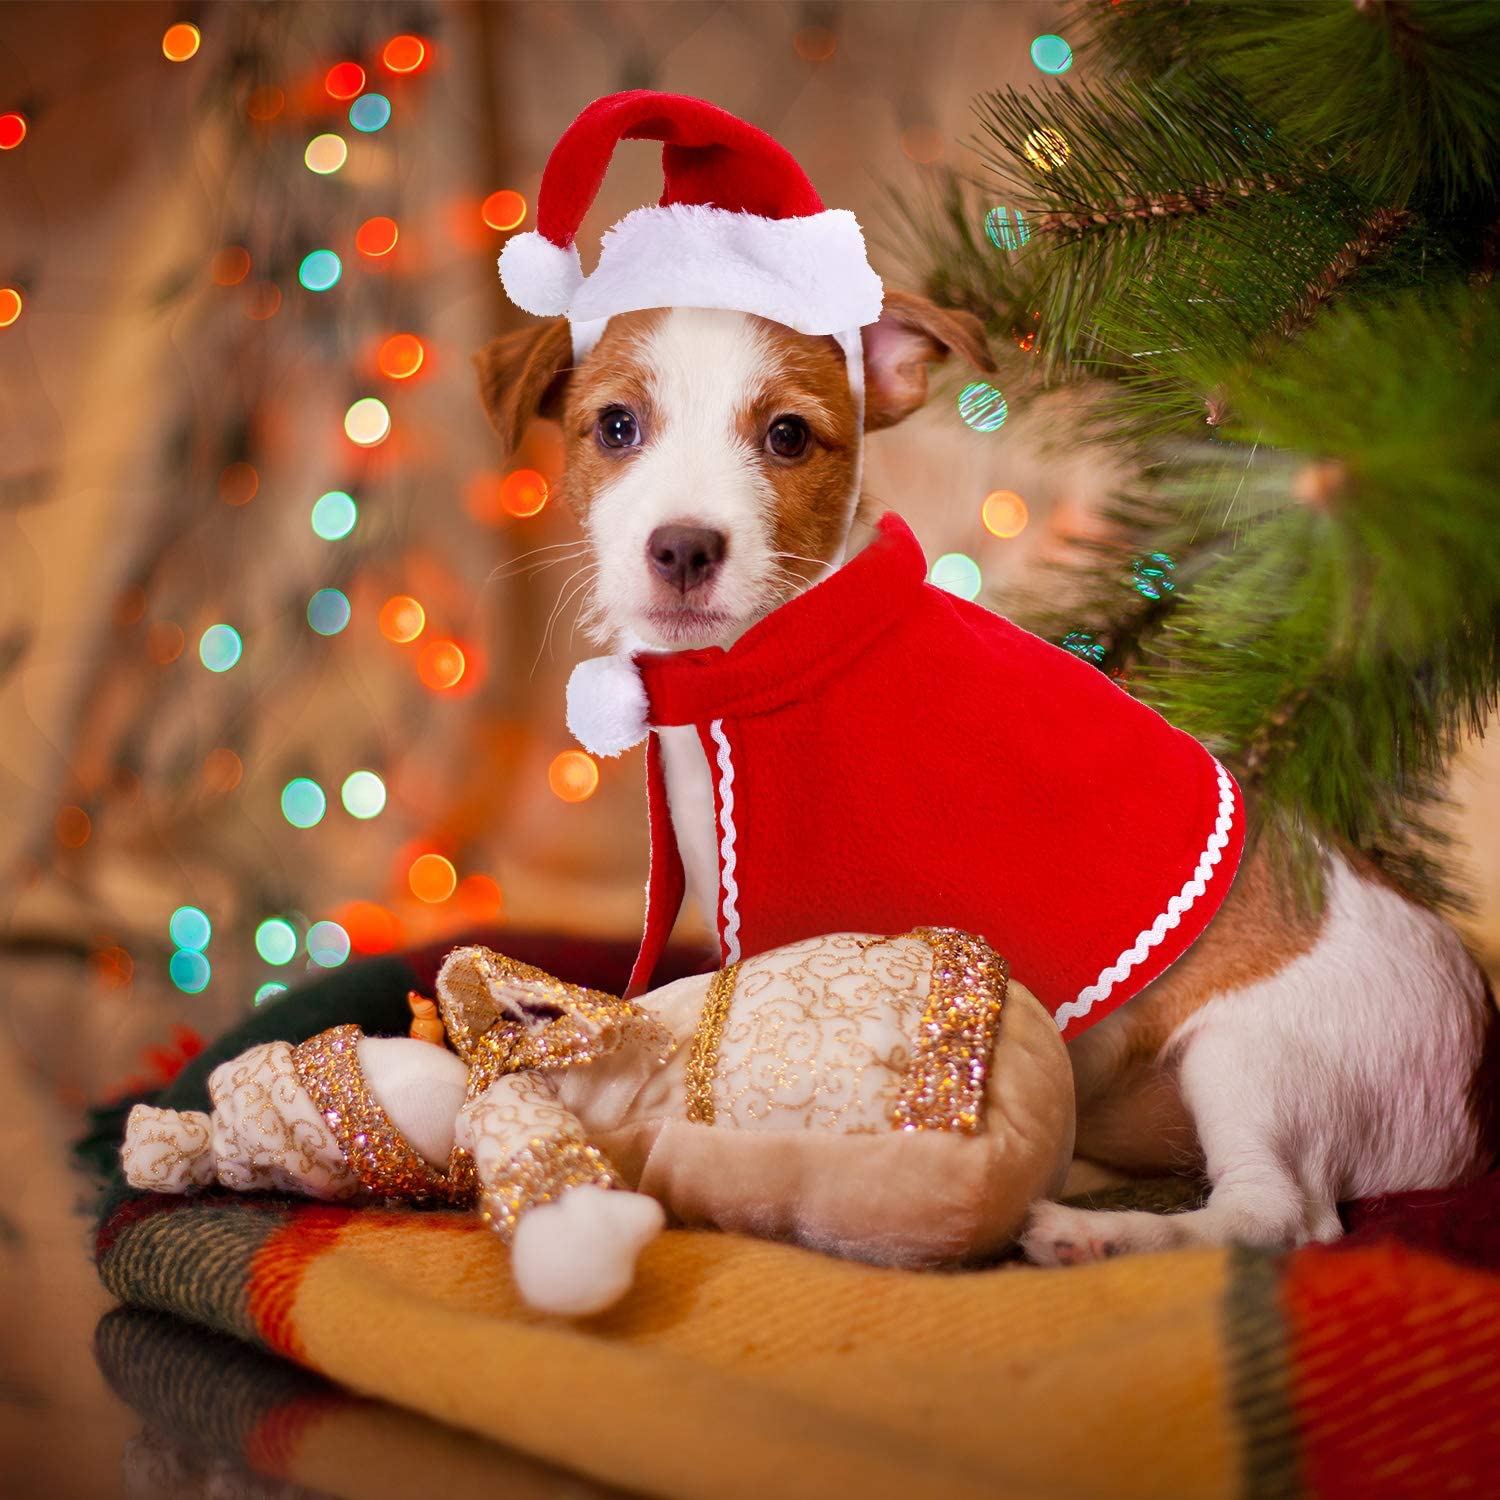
[627,512,1245,1040]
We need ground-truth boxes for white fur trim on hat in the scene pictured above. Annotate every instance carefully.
[563,203,883,336]
[498,232,585,317]
[566,654,649,757]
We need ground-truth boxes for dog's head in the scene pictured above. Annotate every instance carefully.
[476,292,993,651]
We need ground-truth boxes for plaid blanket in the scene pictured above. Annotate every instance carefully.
[83,931,1500,1499]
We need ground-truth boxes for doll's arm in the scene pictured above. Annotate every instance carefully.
[458,1072,664,1316]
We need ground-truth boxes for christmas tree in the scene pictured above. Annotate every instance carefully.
[899,0,1500,909]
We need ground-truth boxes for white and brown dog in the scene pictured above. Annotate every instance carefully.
[476,289,1496,1265]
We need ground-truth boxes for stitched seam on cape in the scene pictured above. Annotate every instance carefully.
[1055,761,1237,1032]
[709,719,742,964]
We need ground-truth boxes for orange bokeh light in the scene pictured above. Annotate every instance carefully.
[201,747,243,794]
[162,23,201,62]
[548,750,600,803]
[245,282,282,320]
[382,34,427,74]
[981,489,1030,539]
[0,287,22,327]
[0,112,26,150]
[379,595,426,644]
[211,246,251,285]
[336,899,404,954]
[114,587,147,628]
[900,125,944,164]
[481,190,527,232]
[454,873,503,924]
[355,215,399,258]
[325,61,366,100]
[246,85,284,121]
[794,26,838,62]
[417,639,466,690]
[56,804,92,848]
[377,333,425,380]
[408,852,457,903]
[502,468,549,518]
[91,945,134,989]
[218,461,259,505]
[148,622,185,663]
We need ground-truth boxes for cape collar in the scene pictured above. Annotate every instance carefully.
[635,511,927,726]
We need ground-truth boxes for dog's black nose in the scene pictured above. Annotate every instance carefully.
[647,525,726,592]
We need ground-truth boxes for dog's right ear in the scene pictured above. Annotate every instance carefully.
[473,318,574,456]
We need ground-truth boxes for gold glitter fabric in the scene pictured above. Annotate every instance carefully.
[121,1106,217,1193]
[293,1025,470,1205]
[889,928,1008,1135]
[457,1072,623,1243]
[684,960,740,1124]
[436,945,674,1101]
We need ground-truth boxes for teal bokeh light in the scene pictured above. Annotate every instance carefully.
[280,778,326,828]
[311,491,357,540]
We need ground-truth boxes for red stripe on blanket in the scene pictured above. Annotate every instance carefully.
[1284,1241,1500,1497]
[245,1390,350,1476]
[246,1205,357,1359]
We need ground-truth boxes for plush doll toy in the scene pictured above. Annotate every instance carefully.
[123,930,1074,1315]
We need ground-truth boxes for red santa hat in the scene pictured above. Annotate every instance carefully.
[498,90,885,384]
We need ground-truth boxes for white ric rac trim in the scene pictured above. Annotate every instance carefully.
[1054,761,1238,1033]
[708,719,742,964]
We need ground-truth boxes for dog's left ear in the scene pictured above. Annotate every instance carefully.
[473,317,575,456]
[861,288,997,431]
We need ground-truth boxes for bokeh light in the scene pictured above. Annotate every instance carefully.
[481,190,527,231]
[982,490,1030,538]
[280,777,327,829]
[1062,631,1107,665]
[899,125,944,164]
[254,982,288,1006]
[325,61,366,100]
[1132,551,1177,599]
[502,468,549,518]
[298,249,342,292]
[0,287,22,327]
[169,905,212,951]
[148,621,186,663]
[382,34,427,74]
[91,946,134,989]
[202,747,243,793]
[307,920,351,968]
[356,216,399,258]
[211,246,251,285]
[255,917,299,965]
[794,26,838,62]
[245,282,281,320]
[307,588,351,636]
[0,113,27,150]
[304,133,348,175]
[409,852,457,903]
[218,461,258,505]
[959,382,1009,432]
[349,93,391,133]
[984,207,1031,251]
[1031,34,1074,74]
[548,750,600,803]
[246,86,284,121]
[198,623,243,672]
[454,873,503,923]
[169,949,211,993]
[56,805,91,848]
[417,639,465,690]
[1023,127,1070,172]
[377,333,425,379]
[337,900,403,954]
[930,552,983,601]
[311,490,357,539]
[344,397,391,446]
[379,595,425,643]
[162,23,201,62]
[341,769,387,818]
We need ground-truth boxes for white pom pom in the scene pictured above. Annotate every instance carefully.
[566,655,649,757]
[497,231,584,317]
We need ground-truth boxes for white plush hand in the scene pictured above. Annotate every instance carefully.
[510,1186,665,1316]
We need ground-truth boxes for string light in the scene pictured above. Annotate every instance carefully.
[1023,127,1070,172]
[281,777,327,829]
[377,333,425,379]
[0,287,22,327]
[930,552,983,600]
[325,62,366,100]
[341,770,386,818]
[344,397,391,446]
[481,190,527,231]
[356,216,399,258]
[307,920,351,968]
[1030,34,1074,73]
[959,382,1009,432]
[381,34,427,74]
[982,490,1029,538]
[298,249,342,292]
[246,86,284,122]
[169,949,211,993]
[304,133,348,175]
[218,461,258,505]
[198,623,243,671]
[311,490,357,540]
[0,113,27,150]
[408,852,457,902]
[307,588,351,635]
[254,982,288,1006]
[548,750,599,803]
[211,246,251,285]
[349,94,391,133]
[255,917,298,965]
[56,805,91,848]
[162,23,201,62]
[984,207,1030,251]
[169,906,212,951]
[417,639,465,690]
[379,595,425,643]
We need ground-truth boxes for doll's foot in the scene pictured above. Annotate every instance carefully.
[510,1186,665,1316]
[121,1105,215,1192]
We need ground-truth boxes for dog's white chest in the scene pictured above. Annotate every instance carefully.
[656,723,721,931]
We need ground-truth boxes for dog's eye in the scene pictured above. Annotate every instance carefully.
[597,407,640,449]
[766,416,810,459]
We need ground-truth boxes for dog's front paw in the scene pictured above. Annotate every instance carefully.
[510,1186,665,1316]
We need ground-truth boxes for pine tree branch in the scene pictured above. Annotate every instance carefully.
[1271,207,1415,339]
